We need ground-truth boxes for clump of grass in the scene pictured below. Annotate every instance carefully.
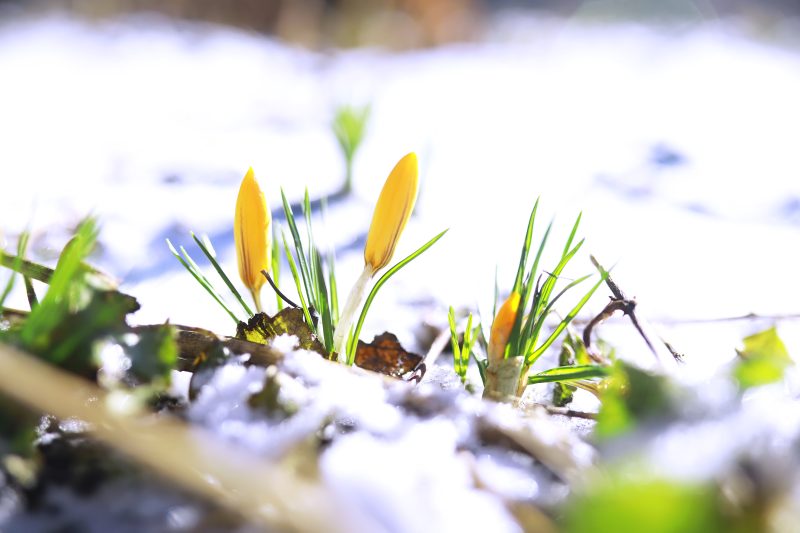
[477,199,608,401]
[447,307,480,385]
[279,188,339,354]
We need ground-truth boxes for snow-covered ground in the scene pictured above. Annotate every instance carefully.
[1,12,799,377]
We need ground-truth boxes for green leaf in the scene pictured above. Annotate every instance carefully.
[563,476,725,533]
[19,218,98,350]
[191,232,253,317]
[121,324,178,384]
[332,104,370,161]
[166,239,239,324]
[527,364,609,385]
[347,229,448,364]
[280,188,313,301]
[280,231,315,336]
[0,231,30,309]
[527,271,606,365]
[733,326,792,390]
[595,362,674,439]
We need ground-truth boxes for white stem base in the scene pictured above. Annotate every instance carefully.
[333,265,373,363]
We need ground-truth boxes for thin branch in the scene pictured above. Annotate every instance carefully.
[586,255,681,363]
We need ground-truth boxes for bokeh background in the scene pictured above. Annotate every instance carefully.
[2,0,799,377]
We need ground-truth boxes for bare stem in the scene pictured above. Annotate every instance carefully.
[332,265,373,362]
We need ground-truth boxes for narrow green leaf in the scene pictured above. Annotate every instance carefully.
[527,364,609,385]
[0,232,30,309]
[280,188,313,301]
[447,307,463,378]
[528,272,607,364]
[271,224,283,312]
[166,239,239,324]
[281,232,315,334]
[191,232,253,317]
[512,199,539,294]
[347,229,448,364]
[562,211,582,257]
[20,219,98,348]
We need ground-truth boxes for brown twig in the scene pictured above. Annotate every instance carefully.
[584,255,681,363]
[539,404,598,420]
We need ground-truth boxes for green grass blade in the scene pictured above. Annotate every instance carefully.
[271,224,283,312]
[191,232,253,317]
[0,232,30,309]
[509,219,553,356]
[447,306,463,378]
[328,251,339,326]
[166,239,239,324]
[533,238,584,323]
[347,229,448,364]
[527,364,609,385]
[23,276,38,309]
[281,232,315,334]
[321,198,339,325]
[528,273,607,364]
[525,273,592,357]
[512,198,539,293]
[562,212,582,257]
[20,218,98,347]
[0,253,53,284]
[461,313,475,380]
[280,188,313,301]
[313,252,333,352]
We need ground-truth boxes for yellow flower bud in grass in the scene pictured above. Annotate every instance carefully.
[234,167,272,313]
[333,152,419,361]
[364,152,419,274]
[488,291,521,364]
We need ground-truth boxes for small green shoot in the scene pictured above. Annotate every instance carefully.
[448,307,479,384]
[332,104,370,194]
[346,229,448,365]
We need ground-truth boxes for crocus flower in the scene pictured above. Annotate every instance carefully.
[234,167,272,313]
[364,152,419,274]
[488,291,521,364]
[333,152,419,360]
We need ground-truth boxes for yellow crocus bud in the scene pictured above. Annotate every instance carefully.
[234,167,272,313]
[332,152,419,361]
[488,291,521,364]
[363,152,419,274]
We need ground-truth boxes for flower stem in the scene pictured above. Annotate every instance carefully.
[250,288,263,314]
[332,265,373,362]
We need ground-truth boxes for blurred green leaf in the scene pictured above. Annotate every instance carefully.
[122,324,178,385]
[563,476,725,533]
[595,362,673,439]
[734,327,792,390]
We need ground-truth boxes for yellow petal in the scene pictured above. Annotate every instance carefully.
[364,152,419,274]
[234,168,272,301]
[488,291,521,363]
